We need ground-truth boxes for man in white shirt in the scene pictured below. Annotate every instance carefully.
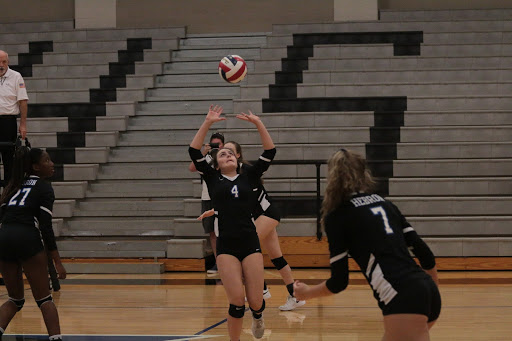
[0,50,28,188]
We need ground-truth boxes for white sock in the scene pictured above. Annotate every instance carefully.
[49,335,62,340]
[0,326,4,334]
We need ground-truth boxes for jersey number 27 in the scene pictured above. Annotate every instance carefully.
[8,188,32,207]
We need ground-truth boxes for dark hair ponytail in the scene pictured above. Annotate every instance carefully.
[0,147,44,204]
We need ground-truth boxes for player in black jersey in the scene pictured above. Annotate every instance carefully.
[224,141,306,311]
[294,149,440,341]
[0,147,66,341]
[189,105,274,340]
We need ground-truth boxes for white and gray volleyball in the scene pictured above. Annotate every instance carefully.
[218,55,248,83]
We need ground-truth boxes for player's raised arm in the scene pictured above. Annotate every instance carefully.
[236,111,275,150]
[190,105,225,150]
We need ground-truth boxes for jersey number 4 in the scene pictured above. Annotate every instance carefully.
[371,206,394,234]
[8,188,32,207]
[231,185,239,198]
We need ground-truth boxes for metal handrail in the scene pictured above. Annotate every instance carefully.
[269,159,327,241]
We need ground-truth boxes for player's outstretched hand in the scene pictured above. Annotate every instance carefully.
[197,208,215,221]
[293,280,310,301]
[236,110,261,125]
[206,105,226,124]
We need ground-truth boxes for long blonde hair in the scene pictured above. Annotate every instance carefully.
[321,149,375,224]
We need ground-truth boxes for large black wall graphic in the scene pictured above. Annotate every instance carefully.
[262,31,423,215]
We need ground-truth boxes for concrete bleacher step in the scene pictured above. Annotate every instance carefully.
[397,142,512,159]
[254,56,512,73]
[271,19,512,35]
[0,20,74,33]
[400,125,512,142]
[244,81,512,98]
[1,26,185,44]
[52,181,88,199]
[29,131,119,148]
[63,217,175,236]
[233,95,512,113]
[109,147,191,162]
[147,85,240,98]
[389,177,512,195]
[22,116,127,133]
[86,180,192,198]
[164,60,255,71]
[393,159,512,177]
[390,196,512,216]
[172,46,261,59]
[53,200,76,218]
[166,239,209,258]
[302,69,512,84]
[74,199,184,217]
[379,8,512,21]
[138,99,233,113]
[63,262,165,274]
[31,61,164,78]
[309,43,512,59]
[95,162,193,180]
[157,72,224,85]
[182,196,512,218]
[51,38,179,53]
[57,239,168,258]
[62,164,99,181]
[181,33,268,47]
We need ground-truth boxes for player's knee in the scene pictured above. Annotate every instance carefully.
[35,294,53,308]
[271,256,288,270]
[228,304,245,318]
[250,299,265,315]
[8,297,25,311]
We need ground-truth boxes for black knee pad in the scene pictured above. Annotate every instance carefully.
[250,299,266,315]
[228,304,245,318]
[271,256,288,270]
[8,297,25,311]
[36,294,53,308]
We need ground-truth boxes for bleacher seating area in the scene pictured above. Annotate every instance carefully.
[1,8,511,272]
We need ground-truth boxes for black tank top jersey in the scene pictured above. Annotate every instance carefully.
[0,176,58,251]
[324,193,435,309]
[239,163,273,216]
[189,147,276,238]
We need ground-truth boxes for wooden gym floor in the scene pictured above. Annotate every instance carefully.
[1,270,511,340]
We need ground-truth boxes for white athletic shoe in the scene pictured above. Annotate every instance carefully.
[263,287,271,300]
[251,316,265,339]
[279,295,306,311]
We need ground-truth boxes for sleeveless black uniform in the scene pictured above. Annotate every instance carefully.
[0,176,58,262]
[251,181,281,222]
[189,147,276,261]
[324,192,441,322]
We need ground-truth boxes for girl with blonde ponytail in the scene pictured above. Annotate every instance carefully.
[295,149,441,341]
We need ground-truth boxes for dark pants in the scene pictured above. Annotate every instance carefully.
[0,115,17,188]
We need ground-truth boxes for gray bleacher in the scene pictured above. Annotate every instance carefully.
[1,10,510,272]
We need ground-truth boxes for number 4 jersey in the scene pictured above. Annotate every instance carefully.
[0,175,58,250]
[189,146,276,239]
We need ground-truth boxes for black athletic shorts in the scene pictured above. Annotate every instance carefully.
[253,203,281,222]
[382,276,441,322]
[201,200,215,233]
[0,223,44,262]
[216,232,261,262]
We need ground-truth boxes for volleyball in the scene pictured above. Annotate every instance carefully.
[218,55,248,83]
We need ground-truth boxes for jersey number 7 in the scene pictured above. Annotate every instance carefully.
[371,206,394,234]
